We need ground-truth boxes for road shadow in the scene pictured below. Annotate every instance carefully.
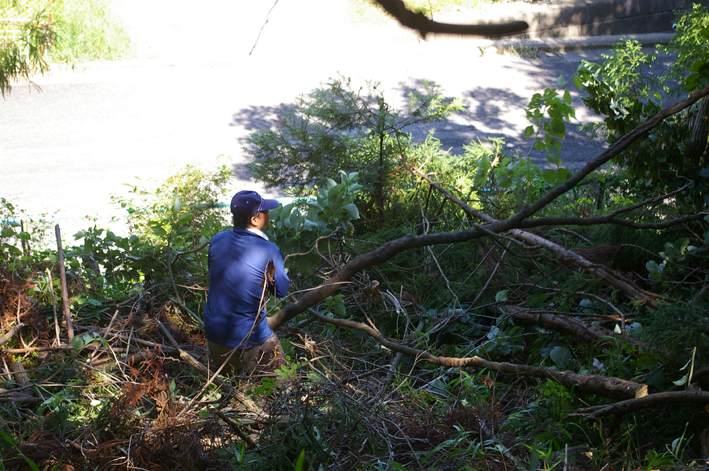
[229,103,292,132]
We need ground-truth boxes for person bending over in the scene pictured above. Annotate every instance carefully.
[204,190,290,375]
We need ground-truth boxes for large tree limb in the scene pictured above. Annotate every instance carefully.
[518,211,709,231]
[372,0,528,38]
[504,306,650,349]
[416,170,655,303]
[307,310,645,400]
[268,84,709,329]
[574,390,709,420]
[509,84,709,226]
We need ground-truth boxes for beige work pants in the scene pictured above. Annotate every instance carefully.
[207,332,285,376]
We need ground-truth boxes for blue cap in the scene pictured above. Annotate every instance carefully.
[230,190,279,218]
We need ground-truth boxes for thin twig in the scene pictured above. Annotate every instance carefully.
[249,0,279,55]
[45,268,60,345]
[54,224,74,340]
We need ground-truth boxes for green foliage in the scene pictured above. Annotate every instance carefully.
[524,75,576,183]
[662,3,709,91]
[50,0,133,63]
[267,170,362,278]
[0,2,54,96]
[0,198,26,263]
[113,162,232,246]
[576,11,709,185]
[244,75,464,207]
[0,0,131,93]
[642,304,709,366]
[575,39,685,182]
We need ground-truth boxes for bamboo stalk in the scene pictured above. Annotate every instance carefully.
[55,224,74,340]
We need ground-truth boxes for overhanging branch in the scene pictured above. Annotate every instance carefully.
[372,0,528,38]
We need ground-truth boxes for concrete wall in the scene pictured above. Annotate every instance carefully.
[477,0,709,38]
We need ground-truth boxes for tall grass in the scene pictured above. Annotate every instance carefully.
[51,0,133,62]
[1,0,133,63]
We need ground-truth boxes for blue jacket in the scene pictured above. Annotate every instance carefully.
[204,228,290,348]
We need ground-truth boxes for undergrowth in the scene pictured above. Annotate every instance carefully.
[3,10,709,468]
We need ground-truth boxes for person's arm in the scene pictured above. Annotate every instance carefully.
[270,248,290,299]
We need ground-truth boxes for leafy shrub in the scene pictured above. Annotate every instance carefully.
[51,0,133,62]
[244,75,463,211]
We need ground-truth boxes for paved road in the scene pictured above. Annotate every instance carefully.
[1,0,632,236]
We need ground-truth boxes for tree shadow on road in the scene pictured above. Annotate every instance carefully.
[227,75,605,182]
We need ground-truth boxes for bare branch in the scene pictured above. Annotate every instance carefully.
[306,309,645,400]
[518,211,709,231]
[415,170,655,303]
[372,0,528,38]
[505,306,650,349]
[574,390,709,420]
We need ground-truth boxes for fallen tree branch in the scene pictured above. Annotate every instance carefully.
[268,82,709,329]
[210,406,257,449]
[574,390,709,420]
[415,170,655,303]
[504,306,650,349]
[372,0,528,38]
[0,388,41,403]
[518,211,709,231]
[308,310,645,400]
[155,320,258,411]
[0,323,23,348]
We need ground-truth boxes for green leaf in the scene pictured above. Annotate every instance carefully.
[307,201,324,212]
[557,167,573,182]
[545,146,561,164]
[332,303,346,317]
[1,227,15,238]
[646,260,663,274]
[152,227,167,237]
[672,374,688,387]
[71,335,85,352]
[170,379,176,393]
[177,212,194,225]
[18,231,30,240]
[557,74,566,87]
[173,198,182,216]
[294,450,306,471]
[328,184,345,201]
[549,346,571,369]
[563,89,572,104]
[542,169,557,184]
[342,203,359,220]
[550,119,566,138]
[573,74,582,89]
[524,125,534,138]
[495,290,509,302]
